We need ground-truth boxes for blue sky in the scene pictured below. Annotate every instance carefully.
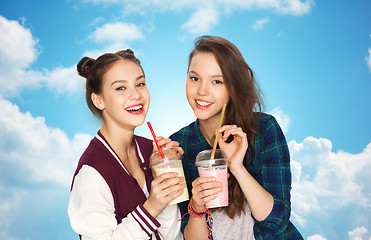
[0,0,370,239]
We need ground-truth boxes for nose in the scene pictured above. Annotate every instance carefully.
[128,87,141,100]
[197,82,208,96]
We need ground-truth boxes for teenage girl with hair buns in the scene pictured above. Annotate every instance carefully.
[68,49,184,240]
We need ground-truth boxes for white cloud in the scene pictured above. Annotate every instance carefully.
[84,22,144,58]
[269,107,291,133]
[182,7,220,35]
[349,226,369,240]
[252,18,270,30]
[289,137,371,228]
[90,22,144,43]
[366,48,371,72]
[307,234,327,240]
[0,16,38,69]
[80,0,314,34]
[44,65,86,94]
[0,16,40,96]
[83,0,315,15]
[0,97,91,187]
[273,0,314,15]
[0,16,143,96]
[0,97,92,238]
[0,16,86,96]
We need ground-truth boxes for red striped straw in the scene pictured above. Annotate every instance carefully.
[147,121,166,160]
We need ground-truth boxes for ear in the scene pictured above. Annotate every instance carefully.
[91,92,105,110]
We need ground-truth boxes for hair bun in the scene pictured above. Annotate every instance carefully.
[77,57,96,78]
[116,49,135,57]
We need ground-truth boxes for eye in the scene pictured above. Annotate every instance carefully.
[212,80,223,84]
[190,76,199,81]
[137,82,146,87]
[115,86,126,90]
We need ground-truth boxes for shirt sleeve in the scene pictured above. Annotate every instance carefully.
[254,116,292,235]
[156,204,183,240]
[68,165,160,240]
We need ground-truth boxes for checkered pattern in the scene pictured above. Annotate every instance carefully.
[170,113,303,239]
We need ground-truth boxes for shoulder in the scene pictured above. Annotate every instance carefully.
[75,136,118,181]
[255,112,282,136]
[254,112,288,151]
[79,137,108,166]
[170,121,196,142]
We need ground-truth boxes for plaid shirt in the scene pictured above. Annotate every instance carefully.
[170,113,303,239]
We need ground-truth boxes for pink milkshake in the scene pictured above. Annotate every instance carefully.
[195,149,228,208]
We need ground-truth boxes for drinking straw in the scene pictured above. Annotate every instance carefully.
[147,121,166,160]
[210,103,227,160]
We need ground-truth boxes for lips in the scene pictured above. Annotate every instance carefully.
[125,104,144,115]
[195,99,212,109]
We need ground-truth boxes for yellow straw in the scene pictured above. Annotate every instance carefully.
[210,103,227,160]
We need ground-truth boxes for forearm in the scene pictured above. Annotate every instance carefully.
[184,215,209,240]
[231,167,274,221]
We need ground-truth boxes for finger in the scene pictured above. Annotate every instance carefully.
[218,124,234,132]
[157,137,172,147]
[193,185,222,198]
[192,177,217,187]
[156,175,185,191]
[202,193,220,204]
[164,140,180,148]
[221,126,246,142]
[155,136,165,142]
[176,146,184,155]
[192,181,222,196]
[218,125,237,140]
[168,188,185,200]
[153,172,179,183]
[160,182,186,199]
[151,176,185,198]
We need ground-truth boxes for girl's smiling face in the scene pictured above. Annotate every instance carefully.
[93,59,150,129]
[186,52,229,122]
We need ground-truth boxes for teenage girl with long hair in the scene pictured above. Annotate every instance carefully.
[171,36,303,239]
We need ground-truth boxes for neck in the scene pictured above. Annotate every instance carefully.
[100,120,135,155]
[198,114,221,146]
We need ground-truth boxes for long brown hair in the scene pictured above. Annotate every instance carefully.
[189,36,263,218]
[77,49,143,118]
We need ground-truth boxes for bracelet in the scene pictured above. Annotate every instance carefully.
[181,198,213,240]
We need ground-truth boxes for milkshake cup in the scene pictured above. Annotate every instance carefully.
[195,149,228,208]
[150,147,189,205]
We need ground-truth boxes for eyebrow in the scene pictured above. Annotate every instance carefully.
[188,70,223,78]
[111,75,145,86]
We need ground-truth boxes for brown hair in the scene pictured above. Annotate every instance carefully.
[77,49,143,117]
[189,36,263,218]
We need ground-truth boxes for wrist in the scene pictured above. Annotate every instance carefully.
[188,198,208,218]
[191,198,206,212]
[143,200,161,218]
[229,164,246,177]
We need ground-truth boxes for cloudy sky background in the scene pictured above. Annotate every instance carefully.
[0,0,370,239]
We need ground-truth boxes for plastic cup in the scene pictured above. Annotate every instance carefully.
[150,147,189,205]
[195,149,228,208]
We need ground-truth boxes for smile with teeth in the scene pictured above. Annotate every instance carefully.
[195,99,212,108]
[125,104,143,113]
